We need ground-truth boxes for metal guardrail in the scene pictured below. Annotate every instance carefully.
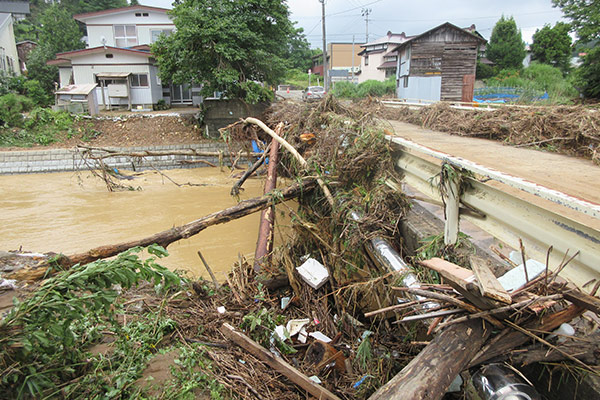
[387,135,600,288]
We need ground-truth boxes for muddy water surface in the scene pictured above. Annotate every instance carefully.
[0,168,287,280]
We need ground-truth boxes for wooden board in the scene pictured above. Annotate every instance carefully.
[220,323,341,400]
[419,257,498,310]
[470,255,511,304]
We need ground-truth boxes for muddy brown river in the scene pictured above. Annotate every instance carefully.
[0,168,291,281]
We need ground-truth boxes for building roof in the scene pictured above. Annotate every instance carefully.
[56,83,98,95]
[0,12,10,28]
[392,22,487,53]
[377,61,397,70]
[16,40,37,46]
[361,31,413,48]
[74,5,169,22]
[0,1,30,15]
[48,46,153,66]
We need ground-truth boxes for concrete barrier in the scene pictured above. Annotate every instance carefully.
[0,143,238,175]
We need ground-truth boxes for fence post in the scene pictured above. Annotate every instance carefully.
[443,167,460,245]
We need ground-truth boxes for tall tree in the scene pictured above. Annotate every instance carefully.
[287,27,313,71]
[531,22,572,72]
[553,0,600,97]
[27,5,85,93]
[153,0,295,103]
[486,16,527,70]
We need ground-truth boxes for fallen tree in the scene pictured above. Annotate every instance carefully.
[7,178,316,281]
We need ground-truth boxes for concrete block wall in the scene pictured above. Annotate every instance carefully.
[0,143,240,175]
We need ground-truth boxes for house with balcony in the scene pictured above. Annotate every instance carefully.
[358,32,412,83]
[49,5,200,110]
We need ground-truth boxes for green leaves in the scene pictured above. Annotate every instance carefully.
[152,0,295,103]
[0,246,182,398]
[486,16,527,70]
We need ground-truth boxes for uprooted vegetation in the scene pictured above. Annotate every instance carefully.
[1,97,599,399]
[383,102,600,164]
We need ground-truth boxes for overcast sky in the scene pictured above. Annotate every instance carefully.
[142,0,567,47]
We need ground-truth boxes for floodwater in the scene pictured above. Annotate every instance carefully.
[0,168,291,281]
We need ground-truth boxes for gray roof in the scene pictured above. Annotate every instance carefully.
[0,12,10,28]
[0,1,30,15]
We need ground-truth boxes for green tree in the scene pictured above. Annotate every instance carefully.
[486,16,527,70]
[27,6,85,93]
[553,0,600,97]
[531,22,572,72]
[152,0,295,103]
[59,0,128,15]
[287,27,313,71]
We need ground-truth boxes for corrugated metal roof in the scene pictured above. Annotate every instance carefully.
[56,84,98,95]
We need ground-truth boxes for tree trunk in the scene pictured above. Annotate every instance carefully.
[369,320,490,400]
[8,179,316,281]
[253,138,280,272]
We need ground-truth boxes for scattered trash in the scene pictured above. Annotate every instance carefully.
[308,376,322,384]
[274,325,288,342]
[296,258,329,289]
[447,375,463,393]
[298,327,308,344]
[217,306,226,314]
[0,279,17,290]
[498,259,546,291]
[309,331,332,343]
[549,323,575,342]
[286,318,310,337]
[281,296,290,310]
[352,375,373,389]
[470,363,541,400]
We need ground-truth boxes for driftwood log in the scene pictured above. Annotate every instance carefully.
[369,320,490,400]
[7,178,316,281]
[253,133,281,272]
[231,142,271,196]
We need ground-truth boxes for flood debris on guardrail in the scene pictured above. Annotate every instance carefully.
[1,97,599,399]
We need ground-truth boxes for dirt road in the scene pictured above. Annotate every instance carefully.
[386,120,600,230]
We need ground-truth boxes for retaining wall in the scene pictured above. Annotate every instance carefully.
[0,143,235,175]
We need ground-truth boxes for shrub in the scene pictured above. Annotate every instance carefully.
[0,73,27,96]
[485,63,578,103]
[24,80,52,106]
[0,94,34,127]
[356,78,396,97]
[476,61,496,79]
[331,81,358,98]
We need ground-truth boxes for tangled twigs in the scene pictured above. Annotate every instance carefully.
[241,117,336,208]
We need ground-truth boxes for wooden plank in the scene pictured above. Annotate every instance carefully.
[563,289,600,314]
[419,257,498,310]
[470,255,511,304]
[220,323,342,400]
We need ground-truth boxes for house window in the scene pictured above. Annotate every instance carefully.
[151,29,173,43]
[403,76,409,88]
[114,25,137,47]
[131,74,149,87]
[105,54,114,58]
[135,12,149,17]
[364,55,369,66]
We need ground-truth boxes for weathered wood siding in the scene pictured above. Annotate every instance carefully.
[408,25,480,101]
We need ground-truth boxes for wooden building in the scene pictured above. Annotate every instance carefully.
[394,22,486,102]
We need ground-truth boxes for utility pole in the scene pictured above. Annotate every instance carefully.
[320,0,328,92]
[362,8,372,43]
[351,35,355,84]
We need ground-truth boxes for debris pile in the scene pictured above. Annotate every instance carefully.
[384,103,600,164]
[1,98,599,399]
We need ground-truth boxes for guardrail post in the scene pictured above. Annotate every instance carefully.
[443,170,460,246]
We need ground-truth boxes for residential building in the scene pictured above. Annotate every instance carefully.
[311,42,364,84]
[50,5,200,110]
[0,12,20,75]
[0,0,30,20]
[358,32,412,83]
[394,22,486,102]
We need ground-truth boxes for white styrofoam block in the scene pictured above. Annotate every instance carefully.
[296,258,329,289]
[498,259,546,292]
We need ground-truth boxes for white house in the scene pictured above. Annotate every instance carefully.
[0,12,20,76]
[357,32,412,83]
[50,5,200,110]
